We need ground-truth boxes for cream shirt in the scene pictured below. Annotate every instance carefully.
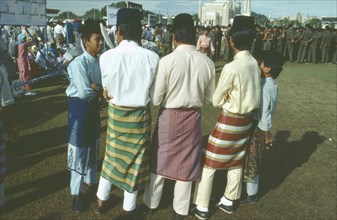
[100,40,159,107]
[151,44,216,108]
[213,50,260,114]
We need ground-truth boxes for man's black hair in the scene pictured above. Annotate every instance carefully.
[172,14,195,45]
[118,23,142,42]
[231,28,255,50]
[78,18,102,43]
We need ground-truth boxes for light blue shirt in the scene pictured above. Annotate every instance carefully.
[66,51,101,101]
[258,77,278,131]
[100,40,159,107]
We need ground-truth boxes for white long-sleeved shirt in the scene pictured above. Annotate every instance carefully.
[100,40,159,107]
[151,44,215,108]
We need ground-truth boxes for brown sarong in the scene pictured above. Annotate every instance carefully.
[243,124,266,182]
[151,108,202,181]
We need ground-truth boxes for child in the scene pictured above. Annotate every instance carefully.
[241,50,286,204]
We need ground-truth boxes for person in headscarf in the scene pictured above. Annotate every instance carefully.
[16,33,34,91]
[95,8,159,218]
[65,18,104,213]
[143,13,216,219]
[191,16,261,219]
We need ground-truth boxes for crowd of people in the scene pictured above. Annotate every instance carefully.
[62,9,287,220]
[0,7,333,220]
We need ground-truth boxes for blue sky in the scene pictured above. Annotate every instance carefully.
[47,0,336,18]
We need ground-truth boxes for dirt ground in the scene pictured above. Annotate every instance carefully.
[1,61,336,220]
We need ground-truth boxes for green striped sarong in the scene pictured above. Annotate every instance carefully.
[101,104,151,192]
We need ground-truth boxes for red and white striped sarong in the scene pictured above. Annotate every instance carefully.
[203,110,253,169]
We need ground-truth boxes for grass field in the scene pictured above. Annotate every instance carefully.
[1,61,336,220]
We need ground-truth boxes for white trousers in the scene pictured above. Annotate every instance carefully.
[193,167,243,209]
[96,176,138,211]
[143,173,192,216]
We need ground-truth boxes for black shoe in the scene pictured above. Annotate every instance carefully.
[138,204,156,216]
[115,209,137,220]
[173,210,185,220]
[72,194,84,213]
[240,194,259,205]
[190,206,209,220]
[217,202,234,214]
[95,199,106,215]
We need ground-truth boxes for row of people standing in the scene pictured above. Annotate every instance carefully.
[250,24,337,64]
[65,8,283,220]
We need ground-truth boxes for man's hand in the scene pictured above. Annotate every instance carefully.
[103,87,113,103]
[264,131,272,150]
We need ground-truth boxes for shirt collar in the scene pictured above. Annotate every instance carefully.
[174,44,196,51]
[262,77,274,83]
[118,40,139,47]
[83,51,97,63]
[233,50,251,60]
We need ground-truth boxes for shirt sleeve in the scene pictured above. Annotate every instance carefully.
[258,89,272,131]
[196,36,201,51]
[204,67,216,104]
[150,59,166,106]
[212,65,234,107]
[68,60,95,101]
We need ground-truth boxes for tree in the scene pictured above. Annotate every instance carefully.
[57,11,78,20]
[305,18,322,28]
[251,12,269,27]
[82,8,102,20]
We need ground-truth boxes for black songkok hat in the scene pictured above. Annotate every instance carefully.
[232,15,255,31]
[172,13,194,31]
[117,8,142,26]
[78,18,101,34]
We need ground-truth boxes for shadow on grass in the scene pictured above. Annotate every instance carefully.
[3,170,69,215]
[6,126,68,175]
[259,130,327,196]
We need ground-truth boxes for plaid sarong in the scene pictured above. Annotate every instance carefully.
[101,104,151,192]
[203,110,252,169]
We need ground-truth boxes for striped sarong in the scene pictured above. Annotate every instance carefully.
[203,110,253,169]
[101,104,151,192]
[0,113,5,183]
[151,108,202,181]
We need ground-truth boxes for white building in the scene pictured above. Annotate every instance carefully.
[198,0,242,26]
[242,0,251,16]
[290,12,303,23]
